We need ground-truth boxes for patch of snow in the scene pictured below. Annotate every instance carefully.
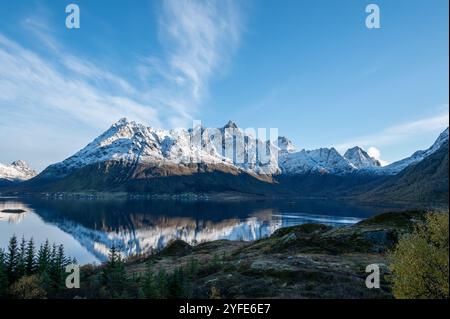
[280,147,356,175]
[344,146,381,169]
[382,127,449,175]
[37,119,449,179]
[0,160,37,181]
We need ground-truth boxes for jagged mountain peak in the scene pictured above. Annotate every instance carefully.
[114,117,130,126]
[0,160,37,181]
[345,146,365,154]
[11,160,30,168]
[223,120,238,129]
[344,146,381,169]
[38,118,282,179]
[277,136,296,153]
[33,120,449,182]
[280,146,355,175]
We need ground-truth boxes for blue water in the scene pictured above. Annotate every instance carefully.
[0,197,401,264]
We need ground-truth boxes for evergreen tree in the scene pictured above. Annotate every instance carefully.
[50,244,67,288]
[103,245,127,298]
[37,240,51,274]
[50,243,57,269]
[17,236,27,278]
[6,234,19,282]
[39,269,52,292]
[57,245,68,268]
[0,236,75,299]
[0,248,9,298]
[49,243,58,288]
[25,238,36,275]
[107,245,119,268]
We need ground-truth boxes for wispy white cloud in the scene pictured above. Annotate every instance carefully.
[367,146,389,166]
[0,33,161,129]
[335,110,449,153]
[0,0,244,170]
[139,0,243,127]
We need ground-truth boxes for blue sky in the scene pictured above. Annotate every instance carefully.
[0,0,448,171]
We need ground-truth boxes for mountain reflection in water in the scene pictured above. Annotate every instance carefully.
[0,197,400,264]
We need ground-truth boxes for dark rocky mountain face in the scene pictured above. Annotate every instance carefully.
[358,142,449,204]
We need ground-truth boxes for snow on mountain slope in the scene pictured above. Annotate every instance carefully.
[277,136,296,153]
[39,118,281,179]
[35,119,448,181]
[382,127,449,175]
[344,147,381,169]
[280,147,356,175]
[0,160,37,181]
[279,127,448,176]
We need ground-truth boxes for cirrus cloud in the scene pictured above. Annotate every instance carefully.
[0,0,244,170]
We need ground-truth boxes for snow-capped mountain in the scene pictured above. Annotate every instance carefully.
[383,127,449,175]
[39,118,281,179]
[35,119,449,183]
[277,136,296,153]
[37,118,382,180]
[344,147,381,169]
[280,128,448,176]
[280,148,356,175]
[0,160,37,181]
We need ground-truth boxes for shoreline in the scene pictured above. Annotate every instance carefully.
[1,191,448,210]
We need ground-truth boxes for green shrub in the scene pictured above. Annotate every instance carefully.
[10,275,46,299]
[389,212,449,299]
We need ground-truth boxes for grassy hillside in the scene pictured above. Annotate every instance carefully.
[69,210,434,299]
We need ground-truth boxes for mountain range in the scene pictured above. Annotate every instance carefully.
[1,119,448,204]
[0,160,36,186]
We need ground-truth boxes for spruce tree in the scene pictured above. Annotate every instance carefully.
[0,248,9,298]
[6,234,19,282]
[50,243,57,268]
[57,245,67,268]
[49,243,58,288]
[25,238,36,275]
[17,236,27,278]
[37,240,52,292]
[51,244,67,288]
[104,245,127,297]
[37,240,51,274]
[108,245,119,268]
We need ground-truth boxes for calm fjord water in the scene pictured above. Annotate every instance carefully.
[0,197,399,264]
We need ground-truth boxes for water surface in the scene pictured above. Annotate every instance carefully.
[0,197,401,264]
